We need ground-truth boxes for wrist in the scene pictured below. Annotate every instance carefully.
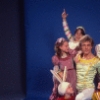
[63,18,66,21]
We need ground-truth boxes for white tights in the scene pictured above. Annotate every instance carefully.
[75,88,94,100]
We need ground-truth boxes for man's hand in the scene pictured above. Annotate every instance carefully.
[61,9,68,20]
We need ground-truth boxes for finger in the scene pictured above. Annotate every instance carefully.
[63,9,66,12]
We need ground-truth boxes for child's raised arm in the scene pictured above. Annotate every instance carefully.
[62,9,73,41]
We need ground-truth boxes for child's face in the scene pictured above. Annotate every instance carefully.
[74,29,83,41]
[59,41,69,53]
[66,85,74,94]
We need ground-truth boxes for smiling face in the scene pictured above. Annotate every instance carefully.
[81,41,92,55]
[80,35,94,55]
[74,30,83,41]
[74,29,85,41]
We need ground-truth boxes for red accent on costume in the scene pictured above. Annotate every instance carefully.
[57,95,75,100]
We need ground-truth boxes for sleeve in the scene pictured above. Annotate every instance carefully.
[52,56,60,82]
[92,92,96,100]
[62,19,73,40]
[52,56,59,66]
[52,65,61,82]
[68,48,78,57]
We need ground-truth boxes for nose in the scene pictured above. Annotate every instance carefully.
[84,45,88,49]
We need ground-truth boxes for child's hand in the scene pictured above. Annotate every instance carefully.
[77,50,82,55]
[74,53,81,63]
[97,82,100,89]
[62,9,68,20]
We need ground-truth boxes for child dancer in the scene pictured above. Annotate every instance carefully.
[62,9,86,50]
[50,67,75,100]
[58,82,75,100]
[49,37,76,100]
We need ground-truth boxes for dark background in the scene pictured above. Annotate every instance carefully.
[24,0,100,100]
[0,0,26,99]
[0,0,100,100]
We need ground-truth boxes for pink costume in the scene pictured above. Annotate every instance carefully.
[49,51,77,100]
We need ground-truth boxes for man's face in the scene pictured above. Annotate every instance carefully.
[81,41,92,55]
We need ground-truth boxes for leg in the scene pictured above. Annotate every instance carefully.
[49,79,59,100]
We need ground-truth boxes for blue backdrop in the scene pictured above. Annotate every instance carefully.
[24,0,100,100]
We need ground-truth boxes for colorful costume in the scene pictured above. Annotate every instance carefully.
[75,44,100,100]
[76,56,100,92]
[57,95,75,100]
[92,90,100,100]
[50,67,75,100]
[62,20,72,40]
[49,54,76,100]
[63,20,85,50]
[75,88,94,100]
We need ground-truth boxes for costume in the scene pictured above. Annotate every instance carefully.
[57,95,75,100]
[75,88,94,100]
[74,43,100,100]
[92,90,100,100]
[92,44,100,100]
[50,67,75,100]
[76,44,100,93]
[76,56,100,92]
[62,20,85,50]
[49,54,76,100]
[75,55,100,100]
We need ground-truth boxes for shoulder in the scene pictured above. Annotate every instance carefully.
[94,57,100,65]
[78,56,99,64]
[94,56,100,61]
[52,55,59,65]
[52,55,59,60]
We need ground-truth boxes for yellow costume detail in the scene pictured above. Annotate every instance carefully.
[76,56,100,92]
[92,91,100,100]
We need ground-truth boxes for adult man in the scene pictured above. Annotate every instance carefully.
[74,35,100,99]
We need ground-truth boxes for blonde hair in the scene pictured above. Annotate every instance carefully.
[80,35,94,47]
